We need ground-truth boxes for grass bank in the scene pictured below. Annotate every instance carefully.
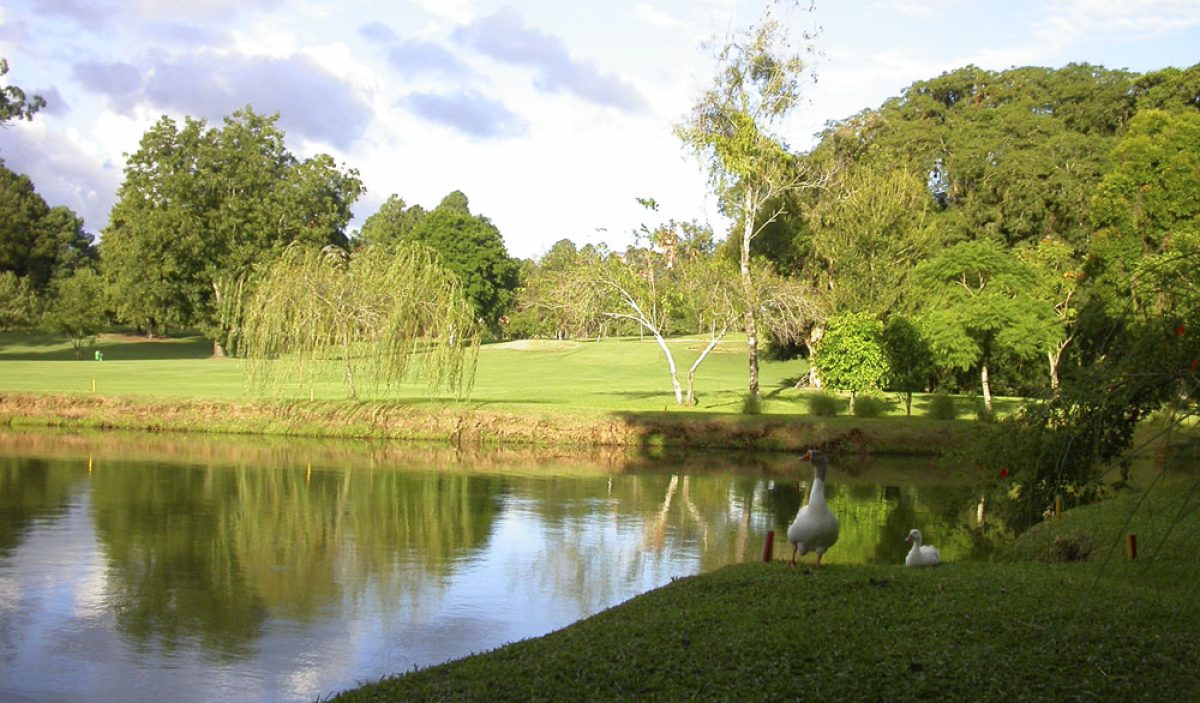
[0,392,972,455]
[332,486,1200,702]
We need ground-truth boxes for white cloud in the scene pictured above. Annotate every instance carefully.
[129,0,286,21]
[400,90,527,140]
[456,7,649,113]
[1039,0,1200,41]
[412,0,476,24]
[636,3,683,28]
[0,122,123,235]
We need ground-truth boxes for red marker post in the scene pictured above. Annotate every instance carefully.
[763,530,775,563]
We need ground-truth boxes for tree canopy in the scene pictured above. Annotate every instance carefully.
[357,194,427,248]
[1088,109,1200,316]
[42,267,107,359]
[812,311,889,412]
[0,58,44,124]
[915,239,1057,411]
[401,191,520,333]
[0,161,95,294]
[101,107,362,345]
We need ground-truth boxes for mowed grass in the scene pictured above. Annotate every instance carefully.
[0,332,1019,419]
[330,484,1200,702]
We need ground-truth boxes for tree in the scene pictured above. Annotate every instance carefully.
[509,239,587,340]
[812,311,889,414]
[0,271,34,330]
[541,225,815,407]
[241,243,479,399]
[806,161,942,317]
[881,316,935,416]
[811,63,1138,254]
[552,243,692,404]
[42,268,108,359]
[357,195,427,248]
[404,191,520,334]
[675,1,819,400]
[0,58,44,124]
[1016,236,1085,391]
[101,108,362,351]
[915,239,1058,411]
[0,161,96,293]
[968,294,1198,529]
[1087,109,1200,318]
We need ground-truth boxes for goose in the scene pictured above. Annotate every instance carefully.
[787,449,839,568]
[905,528,940,567]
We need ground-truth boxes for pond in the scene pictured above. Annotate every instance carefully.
[0,429,1006,702]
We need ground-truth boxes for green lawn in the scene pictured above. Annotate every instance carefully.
[330,484,1200,702]
[0,332,1021,419]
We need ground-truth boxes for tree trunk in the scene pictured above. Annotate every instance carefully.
[1048,334,1072,393]
[741,187,759,399]
[904,391,913,416]
[806,324,825,388]
[981,362,993,413]
[849,390,857,415]
[343,341,356,399]
[651,331,684,405]
[685,332,724,406]
[212,340,226,358]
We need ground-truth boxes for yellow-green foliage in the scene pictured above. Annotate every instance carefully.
[240,243,479,398]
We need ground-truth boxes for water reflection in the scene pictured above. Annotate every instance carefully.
[0,429,1007,703]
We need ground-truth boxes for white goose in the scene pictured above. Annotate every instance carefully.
[787,449,839,568]
[905,528,940,567]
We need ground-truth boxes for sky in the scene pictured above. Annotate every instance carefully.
[0,0,1197,261]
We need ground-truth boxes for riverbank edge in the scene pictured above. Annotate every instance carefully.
[0,391,972,454]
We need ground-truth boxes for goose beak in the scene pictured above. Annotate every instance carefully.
[799,450,813,462]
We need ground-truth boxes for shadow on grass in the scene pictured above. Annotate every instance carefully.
[0,332,214,361]
[594,390,679,401]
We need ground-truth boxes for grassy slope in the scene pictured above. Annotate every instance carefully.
[333,488,1200,702]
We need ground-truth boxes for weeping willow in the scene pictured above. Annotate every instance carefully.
[241,243,479,398]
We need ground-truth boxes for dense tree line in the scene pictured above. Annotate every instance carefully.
[2,54,1196,432]
[508,63,1197,407]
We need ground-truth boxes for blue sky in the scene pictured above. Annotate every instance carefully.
[1,0,1197,259]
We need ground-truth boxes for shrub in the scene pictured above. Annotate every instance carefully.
[807,391,841,417]
[926,394,958,420]
[852,395,888,419]
[740,393,762,415]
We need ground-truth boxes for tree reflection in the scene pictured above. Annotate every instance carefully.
[89,461,503,655]
[2,428,1012,663]
[0,456,84,557]
[91,464,268,658]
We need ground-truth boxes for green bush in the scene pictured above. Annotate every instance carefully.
[852,395,887,418]
[740,393,762,415]
[926,393,958,420]
[807,391,841,417]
